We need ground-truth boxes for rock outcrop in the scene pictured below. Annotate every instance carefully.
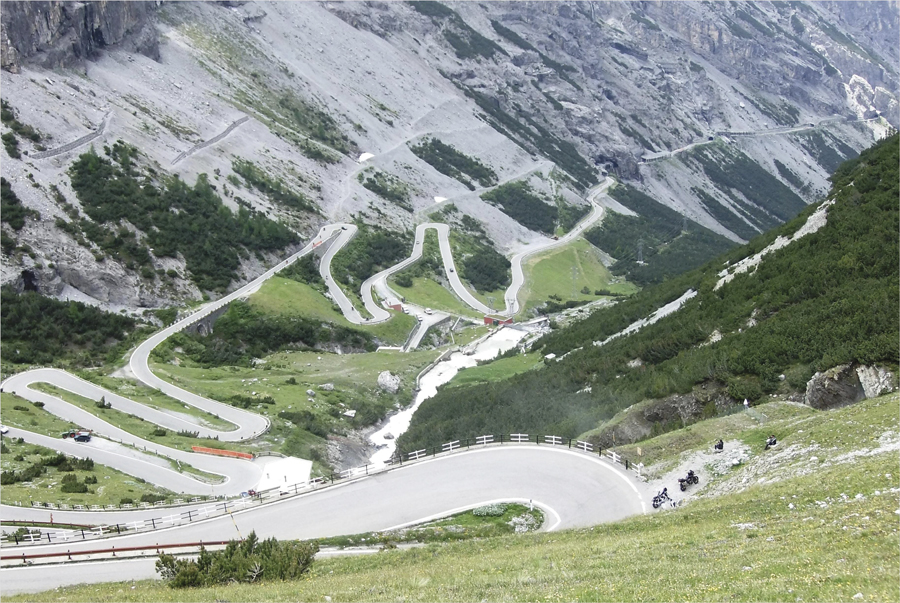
[1,1,159,73]
[804,364,865,410]
[377,371,401,394]
[589,385,737,448]
[855,365,895,400]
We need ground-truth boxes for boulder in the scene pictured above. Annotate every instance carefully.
[856,366,895,399]
[377,371,400,394]
[319,383,335,391]
[306,389,316,397]
[804,364,865,410]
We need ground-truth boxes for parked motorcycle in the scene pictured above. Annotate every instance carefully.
[678,469,699,491]
[652,489,672,509]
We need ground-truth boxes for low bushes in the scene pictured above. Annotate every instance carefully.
[156,531,318,588]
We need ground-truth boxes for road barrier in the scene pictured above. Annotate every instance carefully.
[2,432,635,549]
[191,446,254,460]
[1,540,231,563]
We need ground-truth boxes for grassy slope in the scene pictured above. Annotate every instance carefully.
[150,347,440,440]
[29,384,250,454]
[1,392,80,438]
[249,276,417,346]
[389,275,482,318]
[446,352,544,389]
[80,375,236,431]
[13,393,898,602]
[0,395,176,507]
[154,348,438,399]
[518,238,638,313]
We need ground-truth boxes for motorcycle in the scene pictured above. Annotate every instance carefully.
[652,489,671,509]
[678,469,699,491]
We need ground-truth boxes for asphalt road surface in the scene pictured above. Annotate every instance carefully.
[1,446,647,593]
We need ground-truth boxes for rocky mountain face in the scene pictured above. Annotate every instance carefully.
[0,1,896,312]
[1,1,159,73]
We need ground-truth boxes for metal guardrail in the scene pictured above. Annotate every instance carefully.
[2,540,231,563]
[2,433,634,549]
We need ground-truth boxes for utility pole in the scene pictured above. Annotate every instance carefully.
[682,215,688,233]
[637,238,644,264]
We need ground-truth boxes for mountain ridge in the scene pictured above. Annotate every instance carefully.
[0,1,896,311]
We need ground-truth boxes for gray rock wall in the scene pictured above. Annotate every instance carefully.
[1,1,159,73]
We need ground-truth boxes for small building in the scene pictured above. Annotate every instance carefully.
[484,315,514,326]
[383,296,403,312]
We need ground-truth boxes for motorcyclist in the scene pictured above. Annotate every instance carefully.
[765,435,777,450]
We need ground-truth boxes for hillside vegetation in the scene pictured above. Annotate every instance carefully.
[153,300,377,368]
[481,181,557,234]
[331,224,413,287]
[68,143,298,291]
[585,184,735,286]
[0,286,148,368]
[398,134,898,452]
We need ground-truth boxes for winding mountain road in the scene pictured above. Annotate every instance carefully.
[0,167,627,592]
[1,175,616,495]
[1,446,647,593]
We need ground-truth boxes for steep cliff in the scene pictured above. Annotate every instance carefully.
[1,1,159,73]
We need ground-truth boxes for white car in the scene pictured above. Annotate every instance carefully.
[1,425,9,435]
[424,308,433,315]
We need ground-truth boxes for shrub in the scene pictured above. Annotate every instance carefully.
[232,159,318,214]
[73,457,94,471]
[120,497,135,505]
[149,427,167,437]
[140,493,167,504]
[84,475,98,484]
[156,531,318,588]
[2,132,20,158]
[61,480,89,493]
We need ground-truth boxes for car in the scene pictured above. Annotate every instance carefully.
[74,431,92,442]
[424,308,433,315]
[449,268,454,273]
[0,425,9,435]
